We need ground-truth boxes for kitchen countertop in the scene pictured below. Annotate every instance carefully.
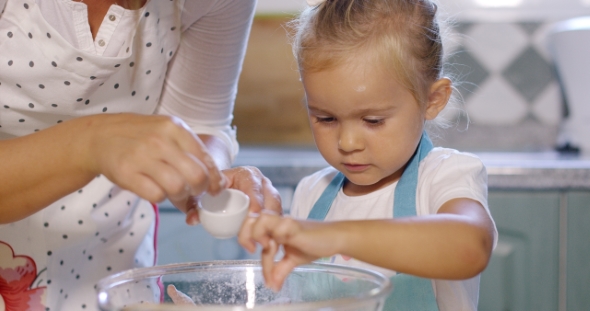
[233,147,590,190]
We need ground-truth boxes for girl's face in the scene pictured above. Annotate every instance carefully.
[302,60,433,196]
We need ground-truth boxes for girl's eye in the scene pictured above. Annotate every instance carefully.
[364,118,384,125]
[315,116,335,123]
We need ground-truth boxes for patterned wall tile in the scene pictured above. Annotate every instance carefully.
[467,76,529,125]
[518,22,543,36]
[464,23,529,72]
[531,82,562,125]
[445,48,490,100]
[502,46,555,103]
[438,20,566,151]
[446,21,565,129]
[532,22,556,61]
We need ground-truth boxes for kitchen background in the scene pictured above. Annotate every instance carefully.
[234,0,590,151]
[158,1,590,311]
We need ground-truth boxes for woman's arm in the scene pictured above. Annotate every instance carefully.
[160,0,283,222]
[0,118,97,223]
[156,0,257,163]
[0,113,225,224]
[247,198,495,291]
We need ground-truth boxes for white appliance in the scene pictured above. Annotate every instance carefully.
[547,16,590,155]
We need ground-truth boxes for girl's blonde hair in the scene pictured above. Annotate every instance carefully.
[289,0,452,114]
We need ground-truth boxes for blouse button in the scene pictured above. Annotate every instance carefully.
[98,39,106,47]
[109,15,116,21]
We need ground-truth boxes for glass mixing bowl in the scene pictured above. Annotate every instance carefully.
[97,260,392,311]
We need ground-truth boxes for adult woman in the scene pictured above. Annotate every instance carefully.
[0,0,279,310]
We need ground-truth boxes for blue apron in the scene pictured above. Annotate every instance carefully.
[307,132,439,311]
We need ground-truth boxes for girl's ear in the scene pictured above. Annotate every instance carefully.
[425,77,452,120]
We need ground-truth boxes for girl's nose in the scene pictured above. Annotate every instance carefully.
[338,127,364,152]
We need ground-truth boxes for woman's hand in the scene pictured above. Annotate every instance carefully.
[183,166,283,226]
[84,113,226,204]
[0,113,225,223]
[167,284,196,305]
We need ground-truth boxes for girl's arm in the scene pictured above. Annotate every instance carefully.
[336,198,494,278]
[245,197,495,291]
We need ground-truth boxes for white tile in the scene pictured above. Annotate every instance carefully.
[531,22,557,61]
[467,75,529,125]
[531,82,562,126]
[464,23,529,72]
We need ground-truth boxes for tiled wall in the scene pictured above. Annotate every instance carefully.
[437,20,564,151]
[446,22,560,126]
[234,15,581,152]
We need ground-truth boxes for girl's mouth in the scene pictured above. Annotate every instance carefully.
[342,163,370,172]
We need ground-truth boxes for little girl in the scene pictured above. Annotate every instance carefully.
[240,0,498,310]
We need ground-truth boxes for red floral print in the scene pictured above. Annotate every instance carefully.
[0,241,46,311]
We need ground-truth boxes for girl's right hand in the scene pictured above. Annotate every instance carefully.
[242,213,340,291]
[81,113,225,204]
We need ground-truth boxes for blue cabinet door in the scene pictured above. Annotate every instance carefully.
[566,192,590,311]
[479,191,560,311]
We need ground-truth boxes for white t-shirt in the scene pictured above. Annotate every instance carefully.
[0,0,252,156]
[290,147,498,311]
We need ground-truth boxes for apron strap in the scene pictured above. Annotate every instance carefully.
[307,172,345,221]
[394,132,433,218]
[307,132,434,220]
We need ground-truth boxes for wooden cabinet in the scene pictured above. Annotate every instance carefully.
[479,191,590,311]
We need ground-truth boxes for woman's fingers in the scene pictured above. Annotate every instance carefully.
[184,207,200,225]
[167,284,196,305]
[224,166,264,212]
[115,146,208,208]
[170,118,225,196]
[87,114,226,212]
[119,173,167,203]
[260,175,282,214]
[223,166,282,213]
[169,195,201,225]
